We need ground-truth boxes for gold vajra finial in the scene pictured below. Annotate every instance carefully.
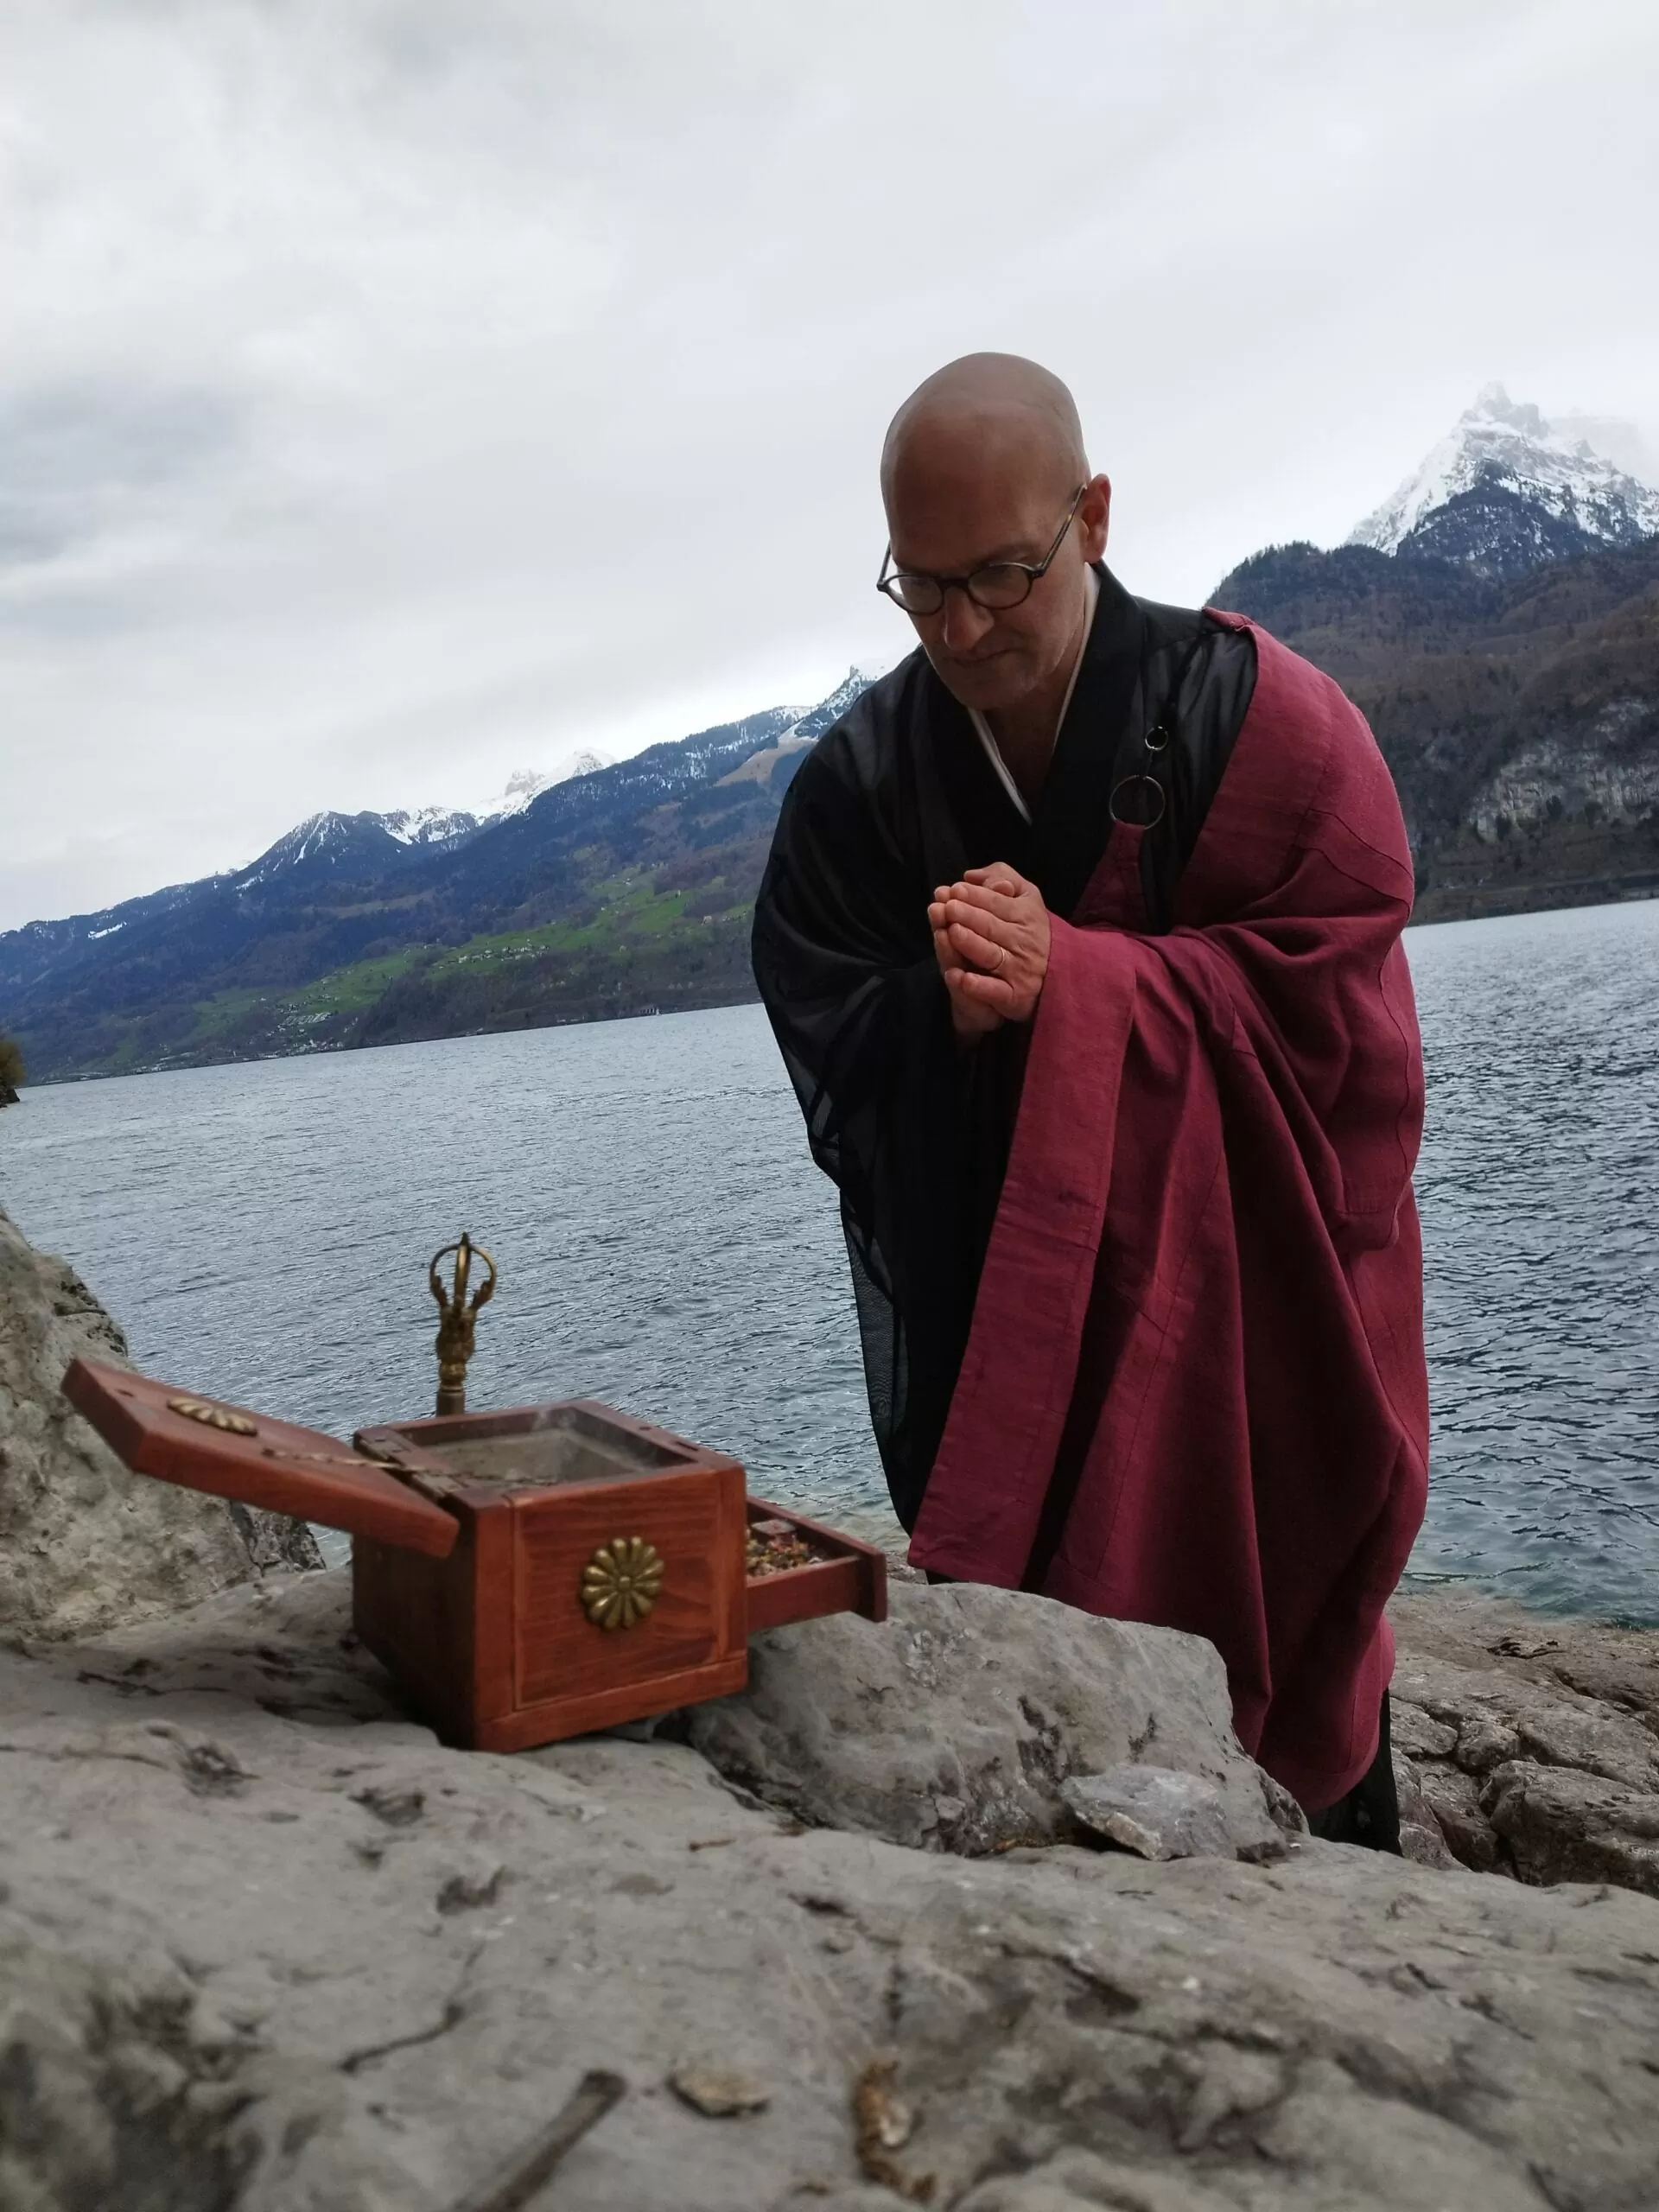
[428,1231,498,1416]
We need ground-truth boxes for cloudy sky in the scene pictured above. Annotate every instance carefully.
[3,0,1656,929]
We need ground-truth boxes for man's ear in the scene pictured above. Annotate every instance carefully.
[1079,474,1111,563]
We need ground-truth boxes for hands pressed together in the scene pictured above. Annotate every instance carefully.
[928,864,1051,1040]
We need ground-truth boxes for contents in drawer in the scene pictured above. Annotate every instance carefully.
[746,1516,827,1578]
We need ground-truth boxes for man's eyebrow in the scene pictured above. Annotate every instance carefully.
[897,537,1042,571]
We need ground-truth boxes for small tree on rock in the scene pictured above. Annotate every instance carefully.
[0,1033,25,1095]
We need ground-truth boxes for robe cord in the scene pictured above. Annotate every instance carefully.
[1106,626,1213,931]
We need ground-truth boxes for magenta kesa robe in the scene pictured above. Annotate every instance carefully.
[907,618,1428,1809]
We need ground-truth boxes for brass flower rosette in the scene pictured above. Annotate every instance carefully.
[581,1536,664,1631]
[167,1396,257,1437]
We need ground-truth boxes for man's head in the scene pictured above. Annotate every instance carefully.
[880,353,1110,715]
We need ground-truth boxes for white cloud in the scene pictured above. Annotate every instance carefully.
[2,0,1656,924]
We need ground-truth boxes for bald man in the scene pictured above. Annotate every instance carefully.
[753,355,1428,1845]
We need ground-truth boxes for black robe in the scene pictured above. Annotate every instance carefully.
[751,564,1256,1531]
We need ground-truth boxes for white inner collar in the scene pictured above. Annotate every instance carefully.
[966,565,1100,826]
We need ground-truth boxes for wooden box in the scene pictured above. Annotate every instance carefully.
[63,1359,887,1750]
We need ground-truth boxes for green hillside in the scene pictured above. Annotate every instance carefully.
[66,869,760,1075]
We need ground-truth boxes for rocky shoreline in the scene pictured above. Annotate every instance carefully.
[7,1202,1659,2208]
[1390,1589,1659,1894]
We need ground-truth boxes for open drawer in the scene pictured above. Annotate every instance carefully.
[744,1497,887,1634]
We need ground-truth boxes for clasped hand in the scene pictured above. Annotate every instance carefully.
[928,864,1051,1038]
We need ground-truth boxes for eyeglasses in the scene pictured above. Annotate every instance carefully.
[875,484,1087,616]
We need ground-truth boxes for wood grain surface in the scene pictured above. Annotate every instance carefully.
[63,1357,460,1558]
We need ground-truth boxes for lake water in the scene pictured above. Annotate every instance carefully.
[3,898,1656,1621]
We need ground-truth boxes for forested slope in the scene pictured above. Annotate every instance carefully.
[1216,535,1659,920]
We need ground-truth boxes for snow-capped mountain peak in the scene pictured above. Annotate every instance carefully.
[714,666,890,787]
[232,805,482,890]
[1348,385,1659,569]
[181,683,874,906]
[784,665,885,743]
[483,752,615,822]
[499,768,555,812]
[226,764,627,895]
[379,805,481,848]
[235,812,372,886]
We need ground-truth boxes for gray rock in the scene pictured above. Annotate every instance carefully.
[1389,1588,1659,1892]
[1484,1758,1659,1890]
[1391,1703,1458,1761]
[0,1203,321,1641]
[8,1571,1659,2209]
[226,1496,327,1576]
[1391,1751,1458,1870]
[0,1886,266,2211]
[668,2064,772,2116]
[955,2152,1265,2210]
[683,1579,1298,1861]
[1060,1765,1243,1861]
[1453,1710,1522,1772]
[1390,1586,1659,1721]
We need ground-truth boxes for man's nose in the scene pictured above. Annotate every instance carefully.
[939,584,995,654]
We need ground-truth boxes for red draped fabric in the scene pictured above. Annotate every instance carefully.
[908,616,1429,1809]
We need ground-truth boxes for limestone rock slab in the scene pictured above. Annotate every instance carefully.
[1389,1591,1659,1892]
[0,1203,320,1641]
[682,1580,1300,1859]
[1060,1765,1243,1861]
[1484,1757,1659,1891]
[7,1572,1659,2209]
[1391,1751,1458,1869]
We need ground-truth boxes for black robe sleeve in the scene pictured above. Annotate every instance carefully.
[751,669,1015,1528]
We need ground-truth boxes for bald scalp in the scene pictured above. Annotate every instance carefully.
[880,353,1088,507]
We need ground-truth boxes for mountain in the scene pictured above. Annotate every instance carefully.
[234,806,482,888]
[0,678,870,1082]
[11,370,1659,1090]
[1348,385,1659,577]
[230,753,627,887]
[1215,533,1659,920]
[1199,386,1659,918]
[484,753,615,822]
[1,807,485,1001]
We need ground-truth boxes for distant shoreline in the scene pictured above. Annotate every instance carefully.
[8,887,1656,1090]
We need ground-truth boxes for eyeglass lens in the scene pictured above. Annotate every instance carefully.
[887,563,1033,615]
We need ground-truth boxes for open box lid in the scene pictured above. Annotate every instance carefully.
[63,1358,459,1559]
